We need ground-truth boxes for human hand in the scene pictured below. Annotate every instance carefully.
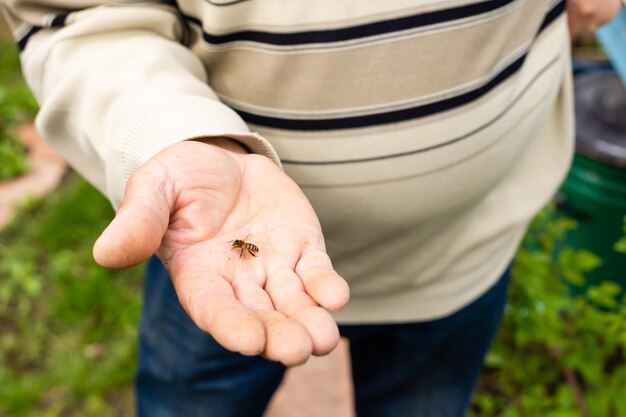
[567,0,622,38]
[93,139,350,366]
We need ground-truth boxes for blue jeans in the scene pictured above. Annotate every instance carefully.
[137,257,510,417]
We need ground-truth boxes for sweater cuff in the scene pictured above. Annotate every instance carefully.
[106,95,281,208]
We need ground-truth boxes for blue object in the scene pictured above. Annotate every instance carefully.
[572,60,614,75]
[136,256,511,417]
[596,8,626,87]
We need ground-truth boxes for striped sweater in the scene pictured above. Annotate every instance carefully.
[1,0,574,322]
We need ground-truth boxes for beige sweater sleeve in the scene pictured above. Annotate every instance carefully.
[1,0,280,208]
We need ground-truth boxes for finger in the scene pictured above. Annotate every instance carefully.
[295,249,350,312]
[231,277,314,364]
[290,305,340,356]
[93,162,171,269]
[265,268,340,356]
[231,277,274,312]
[256,309,313,366]
[174,270,265,356]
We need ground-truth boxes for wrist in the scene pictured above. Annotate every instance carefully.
[191,137,250,155]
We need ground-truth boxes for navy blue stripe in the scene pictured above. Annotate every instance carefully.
[17,12,69,51]
[232,0,566,131]
[17,26,42,51]
[206,0,250,5]
[539,0,566,32]
[50,13,69,27]
[186,0,517,46]
[236,55,525,131]
[280,54,561,165]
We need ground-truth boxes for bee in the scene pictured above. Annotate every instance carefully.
[228,235,259,258]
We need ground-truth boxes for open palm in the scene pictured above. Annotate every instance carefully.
[93,140,349,366]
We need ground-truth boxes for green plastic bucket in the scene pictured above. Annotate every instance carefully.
[557,73,626,296]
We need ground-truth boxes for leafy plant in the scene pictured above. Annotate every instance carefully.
[472,205,626,417]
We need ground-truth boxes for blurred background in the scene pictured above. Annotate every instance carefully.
[1,11,626,417]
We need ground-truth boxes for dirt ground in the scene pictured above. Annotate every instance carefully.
[265,340,354,417]
[0,125,67,229]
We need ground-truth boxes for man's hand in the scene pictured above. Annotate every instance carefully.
[93,140,350,366]
[568,0,622,38]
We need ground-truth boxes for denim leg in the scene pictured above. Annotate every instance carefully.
[136,256,286,417]
[341,268,510,417]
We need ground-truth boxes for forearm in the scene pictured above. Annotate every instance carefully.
[192,138,251,155]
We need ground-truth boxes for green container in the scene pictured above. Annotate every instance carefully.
[556,73,626,296]
[559,154,626,294]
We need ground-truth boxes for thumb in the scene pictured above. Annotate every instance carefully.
[93,163,171,269]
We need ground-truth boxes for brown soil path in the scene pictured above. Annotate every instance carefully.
[0,125,67,229]
[265,340,354,417]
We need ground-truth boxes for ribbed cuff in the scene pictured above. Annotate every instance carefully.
[106,95,281,208]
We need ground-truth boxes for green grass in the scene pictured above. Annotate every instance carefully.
[0,36,140,417]
[0,173,143,417]
[0,40,38,180]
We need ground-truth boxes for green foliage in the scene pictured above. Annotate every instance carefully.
[614,216,626,254]
[0,41,39,118]
[0,40,38,180]
[472,205,626,417]
[0,130,29,180]
[0,173,142,417]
